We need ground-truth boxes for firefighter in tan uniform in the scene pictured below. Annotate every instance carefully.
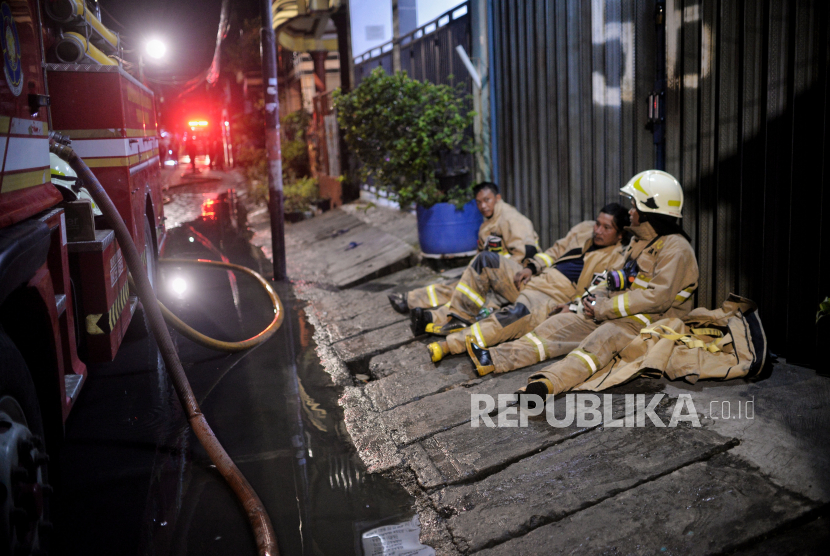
[467,171,699,397]
[423,204,629,362]
[388,182,539,316]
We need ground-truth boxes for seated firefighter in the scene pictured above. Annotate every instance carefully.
[466,170,700,394]
[555,294,769,394]
[422,203,630,364]
[388,181,540,315]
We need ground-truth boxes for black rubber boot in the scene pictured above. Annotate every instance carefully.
[515,378,554,402]
[469,341,493,367]
[466,336,495,376]
[410,307,432,336]
[387,292,409,314]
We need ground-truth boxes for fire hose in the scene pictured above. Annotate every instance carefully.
[50,141,280,556]
[128,259,283,353]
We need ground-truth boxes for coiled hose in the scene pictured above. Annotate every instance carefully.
[129,259,283,352]
[50,141,280,556]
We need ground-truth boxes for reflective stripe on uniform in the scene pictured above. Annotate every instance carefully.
[456,282,485,308]
[427,285,439,307]
[674,286,695,303]
[568,348,600,375]
[537,253,554,267]
[632,274,651,290]
[628,313,652,326]
[471,322,487,348]
[613,293,630,317]
[641,324,727,353]
[524,332,546,362]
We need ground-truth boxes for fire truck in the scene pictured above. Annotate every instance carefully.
[0,1,163,552]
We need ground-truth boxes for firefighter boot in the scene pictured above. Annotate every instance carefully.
[426,315,469,336]
[466,336,495,376]
[388,292,409,314]
[411,308,432,336]
[427,341,449,363]
[515,377,554,398]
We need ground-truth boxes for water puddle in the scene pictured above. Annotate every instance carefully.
[140,215,418,555]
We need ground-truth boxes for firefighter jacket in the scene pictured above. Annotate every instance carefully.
[593,222,698,325]
[477,200,539,260]
[574,294,768,391]
[523,221,626,301]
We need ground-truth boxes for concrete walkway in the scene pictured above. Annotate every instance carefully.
[287,202,830,555]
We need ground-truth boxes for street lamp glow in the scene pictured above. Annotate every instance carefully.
[146,39,167,59]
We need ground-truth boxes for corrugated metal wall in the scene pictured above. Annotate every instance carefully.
[491,0,657,249]
[491,0,830,364]
[664,0,830,365]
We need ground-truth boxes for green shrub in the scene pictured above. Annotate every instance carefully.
[284,176,319,213]
[333,68,475,208]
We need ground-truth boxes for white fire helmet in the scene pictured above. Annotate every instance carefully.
[50,153,102,216]
[50,152,78,188]
[620,170,684,218]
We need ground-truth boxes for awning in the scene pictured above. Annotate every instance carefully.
[272,0,341,52]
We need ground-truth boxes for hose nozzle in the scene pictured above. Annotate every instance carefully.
[48,130,72,146]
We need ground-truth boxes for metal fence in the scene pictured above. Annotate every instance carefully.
[354,4,472,90]
[352,4,474,194]
[490,0,830,365]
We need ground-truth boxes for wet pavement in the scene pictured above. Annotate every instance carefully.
[286,202,830,554]
[54,160,423,555]
[53,157,830,555]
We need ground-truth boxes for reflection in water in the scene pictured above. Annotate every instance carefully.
[141,222,416,554]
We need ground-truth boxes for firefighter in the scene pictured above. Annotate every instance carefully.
[186,137,198,171]
[388,182,540,318]
[466,170,699,392]
[424,203,629,363]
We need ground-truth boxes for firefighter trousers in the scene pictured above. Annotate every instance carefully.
[445,288,561,353]
[428,251,524,326]
[407,282,456,309]
[444,265,579,353]
[488,314,642,393]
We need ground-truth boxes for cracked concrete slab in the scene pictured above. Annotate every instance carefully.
[340,386,402,473]
[383,369,535,445]
[475,452,816,556]
[332,320,417,365]
[286,209,414,287]
[368,342,435,379]
[401,391,632,489]
[663,361,830,504]
[365,356,478,411]
[432,408,736,553]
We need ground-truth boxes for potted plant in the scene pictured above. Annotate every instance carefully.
[333,68,479,255]
[284,176,319,223]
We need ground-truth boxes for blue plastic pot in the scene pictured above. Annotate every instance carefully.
[416,199,483,256]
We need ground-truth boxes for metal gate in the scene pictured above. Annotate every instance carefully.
[490,0,830,364]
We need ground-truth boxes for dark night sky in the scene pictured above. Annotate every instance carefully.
[98,0,262,130]
[99,0,258,81]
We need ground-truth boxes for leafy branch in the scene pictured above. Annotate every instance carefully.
[333,68,475,208]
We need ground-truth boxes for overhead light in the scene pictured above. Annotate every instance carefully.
[146,39,167,60]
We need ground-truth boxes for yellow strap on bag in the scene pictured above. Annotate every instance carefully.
[640,325,730,353]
